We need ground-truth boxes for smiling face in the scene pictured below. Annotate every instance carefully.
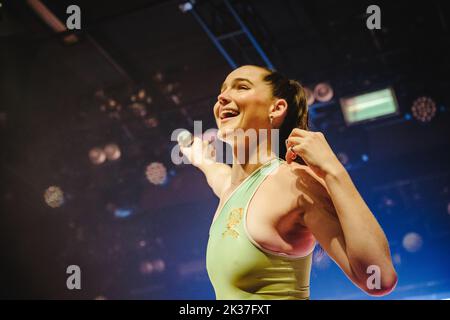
[213,66,276,139]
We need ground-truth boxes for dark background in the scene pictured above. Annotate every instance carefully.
[1,0,449,299]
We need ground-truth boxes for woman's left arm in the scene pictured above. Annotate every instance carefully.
[286,129,398,296]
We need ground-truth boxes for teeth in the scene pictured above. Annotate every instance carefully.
[220,110,239,119]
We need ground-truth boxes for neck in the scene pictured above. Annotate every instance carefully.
[229,135,277,186]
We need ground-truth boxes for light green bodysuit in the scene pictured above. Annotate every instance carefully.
[206,157,314,300]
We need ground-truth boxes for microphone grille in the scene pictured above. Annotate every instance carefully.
[177,130,193,148]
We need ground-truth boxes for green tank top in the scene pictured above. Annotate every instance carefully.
[206,157,314,300]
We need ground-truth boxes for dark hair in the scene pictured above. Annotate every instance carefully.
[256,66,324,257]
[260,67,309,163]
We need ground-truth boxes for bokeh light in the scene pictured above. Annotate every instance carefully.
[140,261,154,275]
[153,259,166,272]
[145,162,168,185]
[89,147,106,165]
[411,96,437,122]
[403,232,423,253]
[44,186,64,208]
[129,102,147,117]
[313,83,334,102]
[104,143,121,161]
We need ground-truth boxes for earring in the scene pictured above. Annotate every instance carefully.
[269,115,273,127]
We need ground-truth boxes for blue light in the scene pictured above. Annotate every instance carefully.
[114,208,133,218]
[404,113,412,120]
[361,154,369,162]
[179,2,193,13]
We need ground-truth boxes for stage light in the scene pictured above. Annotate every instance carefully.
[114,208,133,218]
[108,99,122,111]
[361,154,369,162]
[382,196,395,208]
[340,88,399,126]
[304,87,315,106]
[104,144,121,161]
[170,94,182,105]
[137,89,146,100]
[129,102,147,117]
[179,1,194,13]
[146,162,168,185]
[98,95,122,116]
[165,83,175,94]
[313,83,333,102]
[153,259,166,272]
[411,96,436,123]
[138,240,147,248]
[89,147,106,165]
[402,232,423,253]
[44,186,64,208]
[26,0,79,44]
[153,72,164,83]
[140,261,154,274]
[144,117,159,128]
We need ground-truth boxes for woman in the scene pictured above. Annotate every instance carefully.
[180,65,397,300]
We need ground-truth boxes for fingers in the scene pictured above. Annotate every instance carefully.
[288,128,308,138]
[284,144,297,164]
[192,136,202,145]
[285,137,299,164]
[285,150,290,164]
[286,137,302,146]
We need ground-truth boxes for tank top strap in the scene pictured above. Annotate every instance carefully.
[236,157,284,201]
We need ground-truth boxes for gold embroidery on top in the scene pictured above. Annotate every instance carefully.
[222,208,243,239]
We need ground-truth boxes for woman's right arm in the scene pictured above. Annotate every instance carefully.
[197,161,231,198]
[179,136,231,198]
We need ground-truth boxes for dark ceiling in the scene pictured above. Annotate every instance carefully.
[4,0,450,121]
[1,0,450,299]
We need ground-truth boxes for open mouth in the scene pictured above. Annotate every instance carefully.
[219,109,240,121]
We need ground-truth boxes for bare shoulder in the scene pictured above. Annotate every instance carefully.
[278,161,334,211]
[263,162,319,192]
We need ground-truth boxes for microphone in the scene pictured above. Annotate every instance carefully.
[177,129,193,148]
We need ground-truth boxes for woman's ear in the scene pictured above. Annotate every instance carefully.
[269,99,288,127]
